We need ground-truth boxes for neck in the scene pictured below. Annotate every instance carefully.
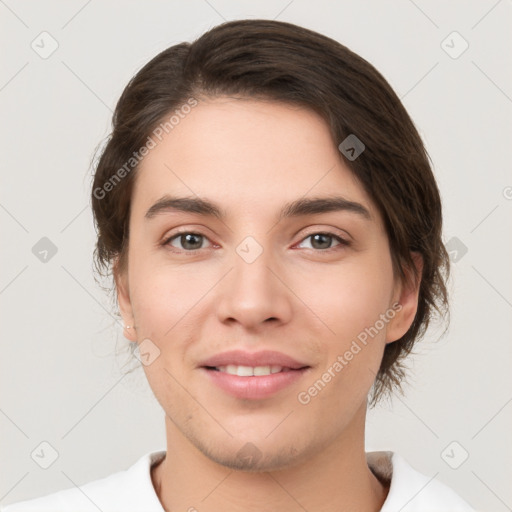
[152,402,388,512]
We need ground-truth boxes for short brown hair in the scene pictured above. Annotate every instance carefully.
[91,19,450,406]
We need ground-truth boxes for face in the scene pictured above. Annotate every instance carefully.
[116,97,419,471]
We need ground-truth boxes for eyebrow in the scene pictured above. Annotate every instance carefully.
[144,194,372,222]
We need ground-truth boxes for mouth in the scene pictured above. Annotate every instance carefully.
[198,351,311,400]
[204,364,306,376]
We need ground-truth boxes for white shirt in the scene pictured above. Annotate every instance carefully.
[1,450,475,511]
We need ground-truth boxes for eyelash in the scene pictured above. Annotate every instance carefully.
[161,229,351,254]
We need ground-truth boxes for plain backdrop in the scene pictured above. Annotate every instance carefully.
[1,1,511,510]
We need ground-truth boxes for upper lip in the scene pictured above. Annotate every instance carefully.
[199,350,309,370]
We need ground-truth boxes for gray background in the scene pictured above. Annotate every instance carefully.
[1,1,511,510]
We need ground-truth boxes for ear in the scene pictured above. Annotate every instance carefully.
[385,252,423,344]
[114,257,137,343]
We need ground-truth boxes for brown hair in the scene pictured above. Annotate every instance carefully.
[91,19,450,406]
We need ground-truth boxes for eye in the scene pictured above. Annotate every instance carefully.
[163,231,212,251]
[296,232,350,251]
[162,230,350,253]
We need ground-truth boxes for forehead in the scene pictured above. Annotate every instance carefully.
[132,97,380,223]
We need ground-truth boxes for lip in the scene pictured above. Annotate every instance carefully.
[199,350,309,370]
[199,350,311,400]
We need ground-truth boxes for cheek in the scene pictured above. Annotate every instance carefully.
[128,252,211,337]
[304,270,393,408]
[313,257,395,345]
[126,256,214,400]
[128,259,199,406]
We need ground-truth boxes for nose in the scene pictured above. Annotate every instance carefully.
[215,245,293,331]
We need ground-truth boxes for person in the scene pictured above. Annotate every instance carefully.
[2,18,475,512]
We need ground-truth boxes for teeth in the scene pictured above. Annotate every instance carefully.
[253,365,270,376]
[216,365,284,376]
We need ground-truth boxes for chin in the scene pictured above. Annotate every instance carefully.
[205,442,306,473]
[183,425,314,473]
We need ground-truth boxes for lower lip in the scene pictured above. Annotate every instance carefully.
[201,367,309,400]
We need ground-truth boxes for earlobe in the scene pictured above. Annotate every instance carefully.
[123,324,137,341]
[385,252,423,344]
[114,258,137,343]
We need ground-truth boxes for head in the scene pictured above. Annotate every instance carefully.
[91,19,449,470]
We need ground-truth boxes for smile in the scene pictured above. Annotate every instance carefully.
[210,365,292,376]
[199,350,311,400]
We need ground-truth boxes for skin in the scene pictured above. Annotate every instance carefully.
[115,97,422,512]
